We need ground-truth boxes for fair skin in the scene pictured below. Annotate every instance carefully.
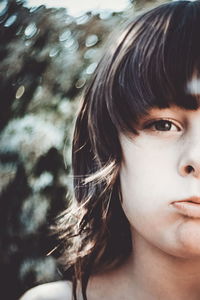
[20,281,73,300]
[88,105,200,300]
[21,105,200,299]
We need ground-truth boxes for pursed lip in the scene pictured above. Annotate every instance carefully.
[172,197,200,218]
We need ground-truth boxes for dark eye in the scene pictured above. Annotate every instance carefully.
[145,120,179,131]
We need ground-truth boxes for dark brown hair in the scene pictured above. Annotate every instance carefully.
[56,1,200,299]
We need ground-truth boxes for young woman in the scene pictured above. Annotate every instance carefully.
[21,1,200,299]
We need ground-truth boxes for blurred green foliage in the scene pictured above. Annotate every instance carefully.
[0,0,163,298]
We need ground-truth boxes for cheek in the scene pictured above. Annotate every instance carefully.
[120,145,176,209]
[119,138,179,230]
[120,163,177,256]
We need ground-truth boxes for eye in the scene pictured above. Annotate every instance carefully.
[144,120,180,132]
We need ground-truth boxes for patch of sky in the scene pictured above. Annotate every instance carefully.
[99,9,113,19]
[25,0,130,17]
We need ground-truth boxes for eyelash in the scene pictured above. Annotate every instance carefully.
[143,119,181,132]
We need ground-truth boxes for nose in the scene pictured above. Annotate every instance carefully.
[179,148,200,179]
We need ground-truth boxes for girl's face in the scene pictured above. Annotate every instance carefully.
[120,105,200,258]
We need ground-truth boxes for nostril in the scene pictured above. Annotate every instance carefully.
[185,165,194,174]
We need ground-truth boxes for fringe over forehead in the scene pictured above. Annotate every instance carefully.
[73,0,200,173]
[86,1,200,144]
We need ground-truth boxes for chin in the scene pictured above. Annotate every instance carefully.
[176,242,200,258]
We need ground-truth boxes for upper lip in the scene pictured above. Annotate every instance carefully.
[172,197,200,204]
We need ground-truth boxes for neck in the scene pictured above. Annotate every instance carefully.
[123,230,200,300]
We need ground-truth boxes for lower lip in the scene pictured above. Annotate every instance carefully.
[172,201,200,218]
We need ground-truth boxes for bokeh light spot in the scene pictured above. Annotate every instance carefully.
[86,62,98,74]
[59,30,71,42]
[85,34,99,47]
[75,78,86,89]
[4,14,17,27]
[16,85,25,99]
[24,22,37,39]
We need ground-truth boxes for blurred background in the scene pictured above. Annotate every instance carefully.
[0,0,165,298]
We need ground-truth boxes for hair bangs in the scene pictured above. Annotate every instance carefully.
[106,1,200,135]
